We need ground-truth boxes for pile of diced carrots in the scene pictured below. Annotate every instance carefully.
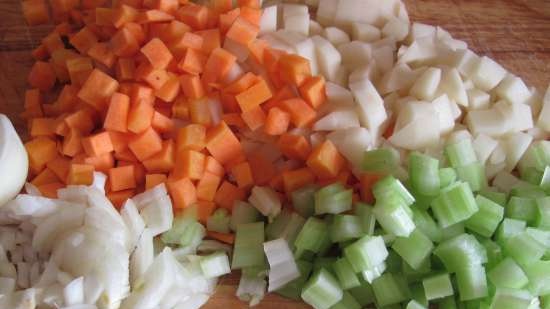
[20,0,375,244]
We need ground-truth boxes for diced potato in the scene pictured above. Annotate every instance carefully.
[309,20,324,36]
[311,35,342,82]
[260,5,278,35]
[398,37,439,66]
[381,17,409,41]
[372,45,394,74]
[493,100,533,132]
[284,14,309,36]
[390,102,440,150]
[378,63,420,95]
[446,49,479,77]
[495,74,531,105]
[501,132,533,172]
[294,38,318,75]
[472,134,498,165]
[537,85,550,131]
[313,107,360,131]
[283,4,308,18]
[431,95,457,135]
[409,67,442,101]
[327,127,372,168]
[467,88,491,110]
[323,27,351,46]
[351,22,381,42]
[349,78,387,140]
[316,0,339,26]
[468,56,507,91]
[338,41,371,70]
[325,82,355,107]
[438,68,468,107]
[408,23,436,43]
[466,109,509,137]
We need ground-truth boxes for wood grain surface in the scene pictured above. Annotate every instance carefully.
[1,0,550,308]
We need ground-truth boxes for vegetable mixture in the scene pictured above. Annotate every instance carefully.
[0,0,549,308]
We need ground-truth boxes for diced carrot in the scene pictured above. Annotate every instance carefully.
[109,165,136,191]
[241,105,266,131]
[237,0,259,8]
[207,231,234,244]
[196,200,216,224]
[205,121,243,165]
[145,173,167,190]
[152,0,179,14]
[62,129,83,157]
[138,9,175,23]
[84,152,115,173]
[37,182,64,198]
[177,48,207,75]
[110,27,140,57]
[239,6,261,25]
[56,85,79,113]
[201,47,236,85]
[218,8,239,35]
[173,149,205,180]
[95,7,114,26]
[359,172,384,204]
[306,140,345,179]
[196,171,221,202]
[279,98,317,128]
[118,161,146,185]
[107,189,135,208]
[28,61,56,91]
[69,27,99,54]
[214,180,245,210]
[128,127,163,161]
[282,167,316,193]
[224,72,257,94]
[223,152,246,173]
[30,118,56,137]
[154,73,180,102]
[104,92,130,132]
[87,42,117,68]
[264,107,290,135]
[177,4,208,30]
[142,140,175,172]
[23,89,43,119]
[22,0,50,25]
[151,111,174,133]
[115,148,138,162]
[42,32,64,54]
[140,38,173,69]
[64,109,95,134]
[115,58,136,81]
[46,156,71,182]
[204,155,224,176]
[247,152,276,185]
[176,124,206,152]
[278,133,311,160]
[210,0,231,14]
[25,137,58,174]
[67,163,94,185]
[32,44,49,60]
[231,161,253,189]
[382,120,395,139]
[112,4,139,28]
[31,168,61,186]
[82,131,114,157]
[179,74,204,99]
[66,57,93,86]
[195,29,220,54]
[108,131,131,153]
[130,84,155,104]
[189,97,212,126]
[225,16,259,46]
[127,100,154,133]
[235,78,272,112]
[124,22,146,44]
[78,69,120,110]
[299,75,326,109]
[247,38,267,65]
[168,177,197,209]
[222,113,246,129]
[172,96,190,120]
[277,53,311,86]
[135,63,170,90]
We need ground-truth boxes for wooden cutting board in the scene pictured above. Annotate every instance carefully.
[1,0,550,308]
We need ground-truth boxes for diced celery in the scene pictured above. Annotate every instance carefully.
[465,195,504,238]
[362,148,399,173]
[249,186,282,220]
[264,238,300,292]
[236,272,266,306]
[432,182,478,228]
[266,210,305,248]
[506,197,537,224]
[232,222,266,269]
[294,217,329,258]
[524,260,550,296]
[525,227,550,255]
[333,257,360,289]
[409,152,440,196]
[434,234,487,272]
[445,139,478,168]
[440,167,458,189]
[241,265,268,278]
[535,197,550,229]
[276,260,313,300]
[540,166,550,191]
[373,195,416,237]
[313,257,337,274]
[348,278,375,306]
[496,218,526,244]
[162,216,205,250]
[384,250,403,274]
[412,208,442,243]
[479,189,508,206]
[504,232,545,265]
[301,268,343,309]
[487,257,528,289]
[373,176,415,206]
[481,239,503,268]
[411,191,436,211]
[207,208,231,233]
[403,258,432,283]
[456,265,488,301]
[329,291,361,309]
[489,288,536,309]
[518,141,550,175]
[315,183,353,215]
[406,299,427,309]
[522,166,543,185]
[372,273,410,306]
[392,229,433,270]
[330,215,362,243]
[291,185,318,218]
[343,235,388,273]
[541,293,550,309]
[456,162,487,192]
[200,251,231,278]
[438,296,458,309]
[440,223,466,243]
[361,261,387,283]
[354,203,376,235]
[510,185,547,199]
[410,282,429,307]
[230,201,261,231]
[423,273,454,300]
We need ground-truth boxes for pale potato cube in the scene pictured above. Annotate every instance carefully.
[351,22,381,42]
[409,67,442,101]
[468,56,507,91]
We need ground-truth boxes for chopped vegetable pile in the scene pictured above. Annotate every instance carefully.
[6,0,550,307]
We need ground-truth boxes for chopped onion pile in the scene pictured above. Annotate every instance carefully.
[0,175,229,309]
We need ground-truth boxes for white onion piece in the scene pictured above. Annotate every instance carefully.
[0,115,28,208]
[130,229,154,287]
[63,277,84,306]
[139,194,173,237]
